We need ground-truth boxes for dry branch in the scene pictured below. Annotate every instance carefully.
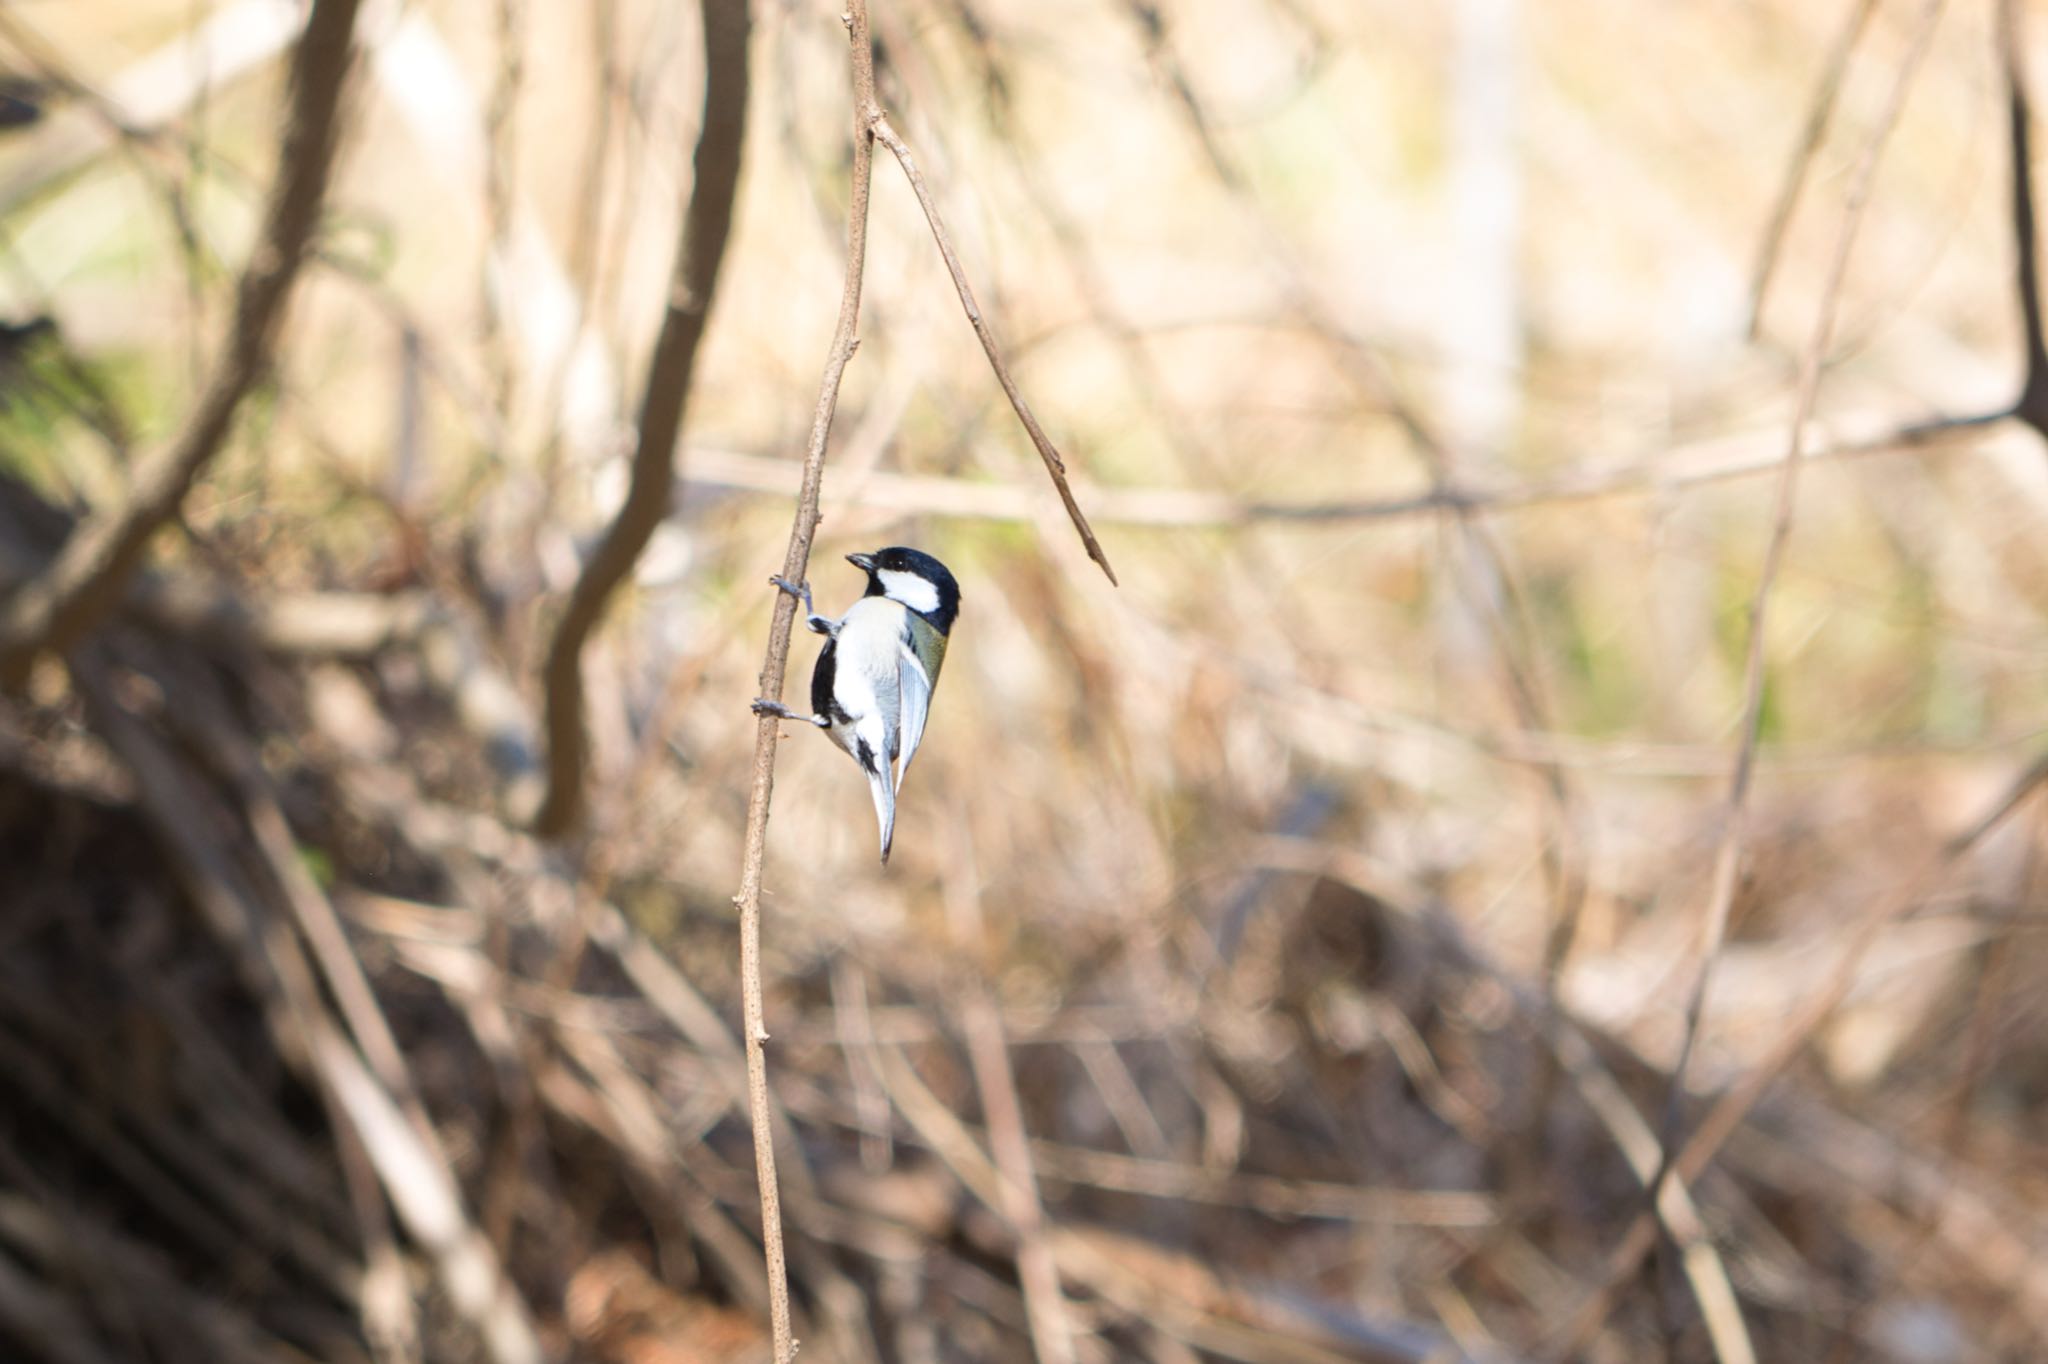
[533,0,751,837]
[1746,0,1877,339]
[73,648,544,1364]
[946,845,1079,1364]
[676,413,1996,528]
[2003,0,2048,432]
[731,0,882,1354]
[1548,1027,1754,1364]
[1647,2,1945,1350]
[1815,0,2048,441]
[1543,749,2048,1359]
[866,112,1117,583]
[0,0,363,683]
[6,3,2041,1360]
[1111,0,1587,989]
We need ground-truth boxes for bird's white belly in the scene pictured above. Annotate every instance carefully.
[829,597,905,768]
[835,598,906,685]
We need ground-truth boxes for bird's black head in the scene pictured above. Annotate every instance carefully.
[848,546,960,633]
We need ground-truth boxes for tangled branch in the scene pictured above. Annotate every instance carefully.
[0,0,364,683]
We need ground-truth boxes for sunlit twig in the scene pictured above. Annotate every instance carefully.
[866,111,1118,584]
[1561,6,1949,1356]
[1746,0,1878,339]
[731,0,880,1353]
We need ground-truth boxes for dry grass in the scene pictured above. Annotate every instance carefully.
[1,0,2046,1361]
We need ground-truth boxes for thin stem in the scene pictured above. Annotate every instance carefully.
[1657,0,1947,1194]
[733,4,882,1356]
[2002,0,2048,424]
[1746,0,1877,339]
[867,112,1117,584]
[1543,749,2048,1361]
[1546,4,1949,1355]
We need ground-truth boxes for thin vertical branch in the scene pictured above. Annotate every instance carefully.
[481,0,527,427]
[1115,0,1588,1006]
[1655,0,1945,1239]
[1541,5,1947,1358]
[1542,749,2048,1362]
[532,0,751,837]
[1656,0,1945,1168]
[1746,0,1877,339]
[733,3,881,1355]
[0,0,364,682]
[2003,0,2048,428]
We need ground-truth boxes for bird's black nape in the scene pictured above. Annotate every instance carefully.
[850,546,961,633]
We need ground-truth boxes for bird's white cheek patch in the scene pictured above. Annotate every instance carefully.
[878,568,940,615]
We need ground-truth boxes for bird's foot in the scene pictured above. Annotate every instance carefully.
[769,575,835,636]
[752,698,827,727]
[768,575,815,614]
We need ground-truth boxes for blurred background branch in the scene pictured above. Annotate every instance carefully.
[531,0,750,838]
[0,0,362,679]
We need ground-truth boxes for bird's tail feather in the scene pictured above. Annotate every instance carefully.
[866,764,897,864]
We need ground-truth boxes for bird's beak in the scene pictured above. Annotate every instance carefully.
[846,552,876,572]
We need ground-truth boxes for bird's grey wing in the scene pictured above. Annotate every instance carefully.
[893,618,938,792]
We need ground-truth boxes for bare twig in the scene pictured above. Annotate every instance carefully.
[1113,0,1587,1011]
[1746,0,1878,339]
[1548,1027,1756,1364]
[0,0,363,683]
[2003,0,2048,433]
[1675,0,1944,1132]
[533,0,750,837]
[732,1,883,1354]
[1648,0,1944,1342]
[0,0,305,217]
[481,0,526,426]
[1872,0,2048,442]
[674,412,1996,528]
[960,995,1077,1363]
[1541,748,2048,1360]
[865,113,1117,584]
[944,829,1078,1364]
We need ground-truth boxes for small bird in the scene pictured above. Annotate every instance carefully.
[753,547,961,863]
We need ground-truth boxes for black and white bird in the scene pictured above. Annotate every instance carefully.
[752,547,961,864]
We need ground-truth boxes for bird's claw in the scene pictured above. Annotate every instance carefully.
[753,698,827,728]
[768,575,816,614]
[769,575,836,636]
